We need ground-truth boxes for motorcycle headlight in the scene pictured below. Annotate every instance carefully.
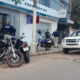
[63,39,66,43]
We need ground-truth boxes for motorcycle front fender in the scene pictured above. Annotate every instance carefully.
[6,49,20,56]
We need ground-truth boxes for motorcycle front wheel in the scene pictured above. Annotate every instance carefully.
[45,44,52,50]
[6,52,24,67]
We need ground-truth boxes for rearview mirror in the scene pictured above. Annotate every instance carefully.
[22,33,25,35]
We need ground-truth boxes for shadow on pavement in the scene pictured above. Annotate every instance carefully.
[68,50,80,55]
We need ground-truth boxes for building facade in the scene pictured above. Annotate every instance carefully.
[0,0,73,45]
[0,0,60,45]
[58,0,74,43]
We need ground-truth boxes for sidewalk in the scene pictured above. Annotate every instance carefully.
[30,45,63,56]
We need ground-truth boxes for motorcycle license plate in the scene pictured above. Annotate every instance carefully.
[23,47,29,51]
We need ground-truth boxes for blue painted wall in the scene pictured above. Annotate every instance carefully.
[41,0,60,11]
[66,5,70,20]
[40,0,69,11]
[41,0,50,8]
[63,0,70,4]
[50,0,60,11]
[40,0,70,17]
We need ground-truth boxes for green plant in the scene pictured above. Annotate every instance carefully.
[71,0,80,29]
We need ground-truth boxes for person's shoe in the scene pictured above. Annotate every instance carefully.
[57,46,58,48]
[54,46,55,48]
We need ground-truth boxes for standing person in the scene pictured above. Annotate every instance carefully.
[40,30,43,36]
[52,29,59,48]
[45,29,50,39]
[1,22,16,36]
[10,22,12,26]
[62,32,68,38]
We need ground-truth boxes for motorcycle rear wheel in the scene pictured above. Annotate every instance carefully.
[24,51,30,63]
[6,52,24,67]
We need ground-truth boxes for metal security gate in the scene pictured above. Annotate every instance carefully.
[36,22,50,42]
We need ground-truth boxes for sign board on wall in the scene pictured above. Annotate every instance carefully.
[59,9,67,22]
[31,15,40,24]
[27,15,40,24]
[0,0,59,20]
[59,9,67,18]
[27,15,32,24]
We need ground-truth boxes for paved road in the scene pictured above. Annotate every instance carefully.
[0,51,80,80]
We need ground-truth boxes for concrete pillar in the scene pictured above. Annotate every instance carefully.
[30,0,37,55]
[69,0,72,35]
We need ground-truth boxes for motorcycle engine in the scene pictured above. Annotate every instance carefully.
[0,40,8,57]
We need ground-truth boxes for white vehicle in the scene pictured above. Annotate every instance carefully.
[62,30,80,53]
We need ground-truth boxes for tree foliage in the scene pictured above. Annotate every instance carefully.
[71,0,80,29]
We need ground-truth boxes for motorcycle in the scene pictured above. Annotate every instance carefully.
[0,34,24,67]
[37,30,54,51]
[15,33,30,63]
[4,31,30,63]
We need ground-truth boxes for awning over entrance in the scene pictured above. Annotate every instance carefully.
[67,20,74,24]
[58,19,74,25]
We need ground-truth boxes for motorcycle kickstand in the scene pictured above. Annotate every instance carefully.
[36,46,38,52]
[0,58,5,64]
[37,43,39,52]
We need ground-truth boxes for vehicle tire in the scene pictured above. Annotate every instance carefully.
[37,43,39,52]
[63,49,69,54]
[6,52,24,67]
[24,51,30,63]
[45,44,51,50]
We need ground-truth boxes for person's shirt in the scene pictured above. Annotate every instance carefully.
[52,32,59,37]
[1,24,16,36]
[45,31,49,36]
[45,31,50,38]
[62,34,68,38]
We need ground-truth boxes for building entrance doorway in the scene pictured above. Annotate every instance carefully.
[0,13,7,29]
[58,23,69,44]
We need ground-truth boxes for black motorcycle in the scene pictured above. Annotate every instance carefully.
[15,33,30,63]
[0,30,30,65]
[0,34,24,67]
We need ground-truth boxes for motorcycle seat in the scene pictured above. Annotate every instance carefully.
[46,38,52,41]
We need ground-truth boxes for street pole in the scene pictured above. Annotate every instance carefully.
[30,0,37,55]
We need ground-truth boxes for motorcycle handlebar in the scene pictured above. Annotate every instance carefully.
[15,36,25,40]
[2,30,25,40]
